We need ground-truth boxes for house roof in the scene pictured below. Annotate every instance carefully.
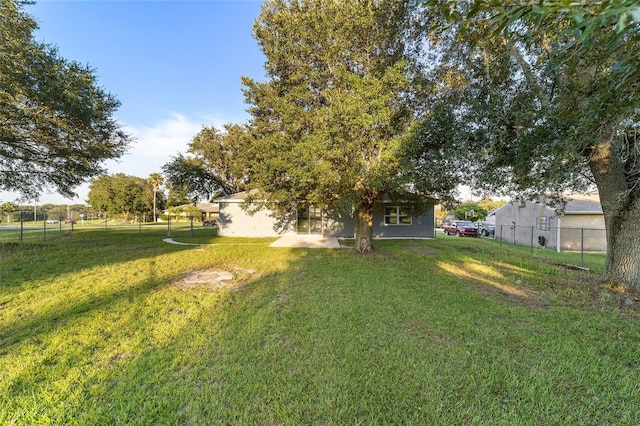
[487,203,509,217]
[195,202,219,213]
[492,193,602,220]
[173,202,219,213]
[563,194,602,214]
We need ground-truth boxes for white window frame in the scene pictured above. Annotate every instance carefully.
[537,216,551,231]
[384,206,412,225]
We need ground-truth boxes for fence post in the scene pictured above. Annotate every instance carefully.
[581,228,585,266]
[530,226,534,255]
[499,225,503,248]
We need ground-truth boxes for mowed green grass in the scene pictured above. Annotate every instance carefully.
[1,230,639,424]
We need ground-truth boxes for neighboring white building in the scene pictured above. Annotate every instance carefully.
[493,193,606,252]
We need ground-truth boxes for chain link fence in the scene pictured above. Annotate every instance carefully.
[492,224,606,268]
[494,225,607,253]
[0,211,217,243]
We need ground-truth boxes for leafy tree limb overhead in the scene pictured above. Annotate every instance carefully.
[422,1,640,290]
[0,0,132,199]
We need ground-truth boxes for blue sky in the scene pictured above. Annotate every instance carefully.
[1,0,266,205]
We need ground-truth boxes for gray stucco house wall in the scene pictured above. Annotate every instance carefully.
[215,192,435,239]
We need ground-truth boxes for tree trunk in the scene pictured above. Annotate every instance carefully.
[588,139,640,291]
[354,194,375,253]
[153,186,158,223]
[602,211,640,291]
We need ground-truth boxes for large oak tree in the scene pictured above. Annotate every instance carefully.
[162,124,247,202]
[242,0,457,253]
[0,0,131,199]
[423,1,640,290]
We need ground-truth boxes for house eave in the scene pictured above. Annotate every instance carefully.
[563,211,603,215]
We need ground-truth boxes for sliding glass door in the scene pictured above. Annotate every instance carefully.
[297,206,323,235]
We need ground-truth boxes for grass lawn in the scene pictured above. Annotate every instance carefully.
[1,230,639,424]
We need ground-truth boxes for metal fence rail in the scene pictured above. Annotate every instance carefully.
[495,225,607,253]
[492,224,607,268]
[0,215,216,243]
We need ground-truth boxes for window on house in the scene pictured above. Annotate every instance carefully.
[384,206,411,225]
[538,216,551,231]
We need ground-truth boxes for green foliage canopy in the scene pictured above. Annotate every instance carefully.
[242,0,457,252]
[0,201,18,223]
[454,201,488,221]
[162,124,245,202]
[88,174,164,221]
[0,0,132,199]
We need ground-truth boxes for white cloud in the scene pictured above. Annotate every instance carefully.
[114,112,225,171]
[127,112,206,159]
[102,112,230,179]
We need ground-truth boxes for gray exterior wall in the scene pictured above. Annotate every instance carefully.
[323,210,355,238]
[374,206,435,238]
[216,197,435,239]
[325,206,435,238]
[217,202,296,237]
[558,214,606,252]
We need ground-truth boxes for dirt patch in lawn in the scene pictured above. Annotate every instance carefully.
[591,282,640,313]
[468,280,552,310]
[405,246,440,257]
[173,268,258,290]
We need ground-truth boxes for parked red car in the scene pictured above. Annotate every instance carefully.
[443,220,478,237]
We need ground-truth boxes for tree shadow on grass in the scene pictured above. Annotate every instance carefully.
[0,250,310,424]
[3,241,640,424]
[0,229,244,354]
[0,229,202,288]
[0,262,170,351]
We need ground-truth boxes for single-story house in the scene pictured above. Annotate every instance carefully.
[493,193,606,252]
[214,191,435,239]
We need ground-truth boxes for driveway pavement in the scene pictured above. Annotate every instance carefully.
[269,235,341,248]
